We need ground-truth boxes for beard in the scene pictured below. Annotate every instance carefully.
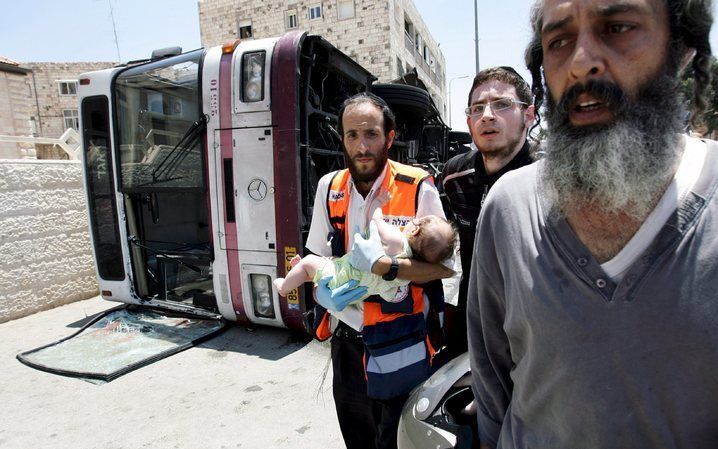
[541,72,686,221]
[480,121,527,160]
[345,140,390,183]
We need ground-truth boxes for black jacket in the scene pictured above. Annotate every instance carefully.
[440,141,533,303]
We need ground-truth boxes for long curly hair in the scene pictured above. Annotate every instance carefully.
[525,0,714,131]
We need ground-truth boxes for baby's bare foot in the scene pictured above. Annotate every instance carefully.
[290,255,302,267]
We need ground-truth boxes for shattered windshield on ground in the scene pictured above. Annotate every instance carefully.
[17,307,224,382]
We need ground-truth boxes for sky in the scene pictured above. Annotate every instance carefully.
[2,0,717,133]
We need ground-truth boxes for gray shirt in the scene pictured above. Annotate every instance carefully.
[467,141,718,449]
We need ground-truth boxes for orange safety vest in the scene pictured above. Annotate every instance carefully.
[316,160,444,399]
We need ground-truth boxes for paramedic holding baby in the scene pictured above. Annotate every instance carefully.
[304,92,453,449]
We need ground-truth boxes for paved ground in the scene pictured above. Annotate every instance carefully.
[0,296,344,449]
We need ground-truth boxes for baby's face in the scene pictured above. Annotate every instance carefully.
[405,218,438,263]
[406,216,455,264]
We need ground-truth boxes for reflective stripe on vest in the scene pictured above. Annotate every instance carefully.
[327,160,438,399]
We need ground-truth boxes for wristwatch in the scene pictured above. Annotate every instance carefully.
[382,256,399,281]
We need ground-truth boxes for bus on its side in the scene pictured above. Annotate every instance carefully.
[78,31,375,332]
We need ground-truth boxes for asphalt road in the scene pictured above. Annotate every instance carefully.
[0,296,344,449]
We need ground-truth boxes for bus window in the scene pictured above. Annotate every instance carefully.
[81,96,125,280]
[114,50,204,192]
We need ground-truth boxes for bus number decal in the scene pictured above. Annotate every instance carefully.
[209,78,219,118]
[284,246,300,309]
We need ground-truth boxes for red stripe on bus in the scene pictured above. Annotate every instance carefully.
[219,49,245,322]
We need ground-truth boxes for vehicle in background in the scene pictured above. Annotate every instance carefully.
[77,31,453,333]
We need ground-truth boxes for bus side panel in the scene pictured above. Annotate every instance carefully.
[271,31,306,332]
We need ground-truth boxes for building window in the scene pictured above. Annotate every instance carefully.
[63,109,79,131]
[337,0,354,19]
[286,10,298,29]
[58,80,78,96]
[396,57,404,77]
[415,33,421,52]
[404,16,413,37]
[29,117,39,136]
[309,4,322,20]
[239,19,253,39]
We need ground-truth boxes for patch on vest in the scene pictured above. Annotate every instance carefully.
[395,174,416,184]
[328,190,345,202]
[383,215,413,229]
[392,285,409,302]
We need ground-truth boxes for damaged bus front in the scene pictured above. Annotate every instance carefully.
[78,31,374,332]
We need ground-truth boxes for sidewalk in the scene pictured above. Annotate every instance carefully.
[0,296,343,449]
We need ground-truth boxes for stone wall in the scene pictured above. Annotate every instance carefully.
[0,160,98,322]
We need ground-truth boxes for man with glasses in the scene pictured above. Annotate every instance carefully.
[468,1,717,448]
[440,66,535,359]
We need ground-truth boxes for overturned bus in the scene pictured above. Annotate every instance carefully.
[77,31,451,333]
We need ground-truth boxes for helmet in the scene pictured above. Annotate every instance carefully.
[397,352,477,449]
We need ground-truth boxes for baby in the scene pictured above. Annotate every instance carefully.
[273,208,457,302]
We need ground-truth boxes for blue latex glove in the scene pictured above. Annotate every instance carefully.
[348,221,385,272]
[315,276,368,312]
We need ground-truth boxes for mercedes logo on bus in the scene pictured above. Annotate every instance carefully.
[248,178,268,201]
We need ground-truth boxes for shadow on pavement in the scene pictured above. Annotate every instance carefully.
[199,325,313,361]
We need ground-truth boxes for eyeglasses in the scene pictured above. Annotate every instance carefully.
[465,98,527,117]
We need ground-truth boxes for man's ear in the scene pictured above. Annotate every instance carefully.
[679,48,697,72]
[524,104,536,127]
[386,129,396,148]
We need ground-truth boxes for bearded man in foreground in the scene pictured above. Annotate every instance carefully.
[466,0,717,448]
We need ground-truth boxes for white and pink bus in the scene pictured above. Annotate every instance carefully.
[78,31,451,332]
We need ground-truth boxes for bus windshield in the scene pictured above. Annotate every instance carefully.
[115,50,204,191]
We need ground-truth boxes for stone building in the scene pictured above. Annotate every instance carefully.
[0,57,35,159]
[0,60,114,159]
[26,62,115,142]
[198,0,448,117]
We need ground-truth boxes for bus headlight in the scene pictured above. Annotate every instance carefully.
[250,274,275,318]
[242,52,265,102]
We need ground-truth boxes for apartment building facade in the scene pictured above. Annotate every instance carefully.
[0,57,34,159]
[198,0,448,117]
[0,60,114,159]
